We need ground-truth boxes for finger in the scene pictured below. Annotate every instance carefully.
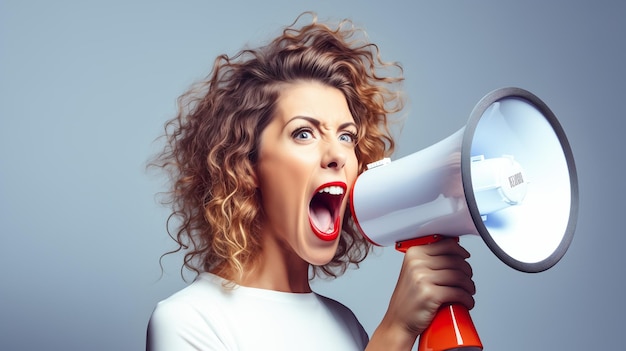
[402,254,473,280]
[430,269,476,295]
[403,244,473,278]
[435,286,476,311]
[420,282,476,311]
[418,254,474,278]
[403,260,476,296]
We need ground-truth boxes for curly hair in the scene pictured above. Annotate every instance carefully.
[152,13,404,283]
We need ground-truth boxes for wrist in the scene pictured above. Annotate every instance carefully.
[366,319,418,351]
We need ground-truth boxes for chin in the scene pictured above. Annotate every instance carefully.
[302,240,340,266]
[308,256,335,267]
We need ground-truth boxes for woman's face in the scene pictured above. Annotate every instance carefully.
[255,81,359,266]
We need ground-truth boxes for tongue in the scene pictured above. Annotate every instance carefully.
[310,202,333,233]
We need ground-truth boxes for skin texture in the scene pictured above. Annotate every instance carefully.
[242,81,359,293]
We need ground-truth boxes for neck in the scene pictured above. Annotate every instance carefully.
[238,236,312,293]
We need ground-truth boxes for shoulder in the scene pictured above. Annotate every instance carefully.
[150,274,222,318]
[147,273,231,350]
[316,294,370,346]
[149,272,233,324]
[317,294,358,320]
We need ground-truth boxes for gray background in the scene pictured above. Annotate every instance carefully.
[1,1,624,350]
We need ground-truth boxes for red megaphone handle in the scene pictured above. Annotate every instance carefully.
[395,234,453,252]
[395,235,483,351]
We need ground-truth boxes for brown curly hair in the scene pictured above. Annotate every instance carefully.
[152,13,404,283]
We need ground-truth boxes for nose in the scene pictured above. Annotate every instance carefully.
[321,139,347,170]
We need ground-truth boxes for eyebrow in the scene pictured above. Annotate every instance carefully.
[286,116,358,132]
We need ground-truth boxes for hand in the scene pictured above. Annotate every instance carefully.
[367,238,476,351]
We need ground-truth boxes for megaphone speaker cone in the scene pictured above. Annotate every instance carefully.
[462,87,578,273]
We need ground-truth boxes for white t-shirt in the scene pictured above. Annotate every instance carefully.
[147,272,369,351]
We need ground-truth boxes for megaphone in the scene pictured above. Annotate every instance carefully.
[350,87,578,351]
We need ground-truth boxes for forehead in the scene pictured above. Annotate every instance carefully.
[272,81,355,126]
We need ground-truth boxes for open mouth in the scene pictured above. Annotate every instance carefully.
[309,182,346,241]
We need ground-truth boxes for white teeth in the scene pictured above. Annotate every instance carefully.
[318,186,344,195]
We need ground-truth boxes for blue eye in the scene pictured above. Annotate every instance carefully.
[339,132,357,144]
[293,128,314,140]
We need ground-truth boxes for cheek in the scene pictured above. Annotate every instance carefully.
[256,157,309,218]
[348,154,359,181]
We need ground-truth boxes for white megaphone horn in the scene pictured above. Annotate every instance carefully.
[349,87,579,351]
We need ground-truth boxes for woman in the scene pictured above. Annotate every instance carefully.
[147,13,475,351]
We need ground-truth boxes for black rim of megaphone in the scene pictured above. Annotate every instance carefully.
[461,87,579,273]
